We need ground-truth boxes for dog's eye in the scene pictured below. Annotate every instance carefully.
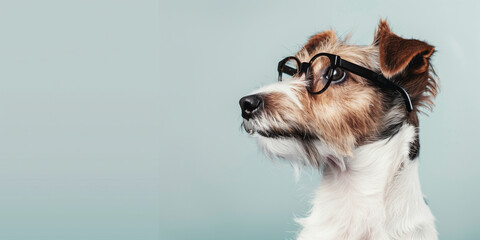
[326,67,346,83]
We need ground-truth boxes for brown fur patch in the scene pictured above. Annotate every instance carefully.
[304,30,337,54]
[375,20,434,78]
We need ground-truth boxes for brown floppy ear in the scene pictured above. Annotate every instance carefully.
[374,20,438,116]
[374,20,434,78]
[304,30,337,54]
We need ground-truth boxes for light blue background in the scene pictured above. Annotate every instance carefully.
[0,0,479,239]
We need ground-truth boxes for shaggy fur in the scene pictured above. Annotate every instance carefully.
[240,20,438,240]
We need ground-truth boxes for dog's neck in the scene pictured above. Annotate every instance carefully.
[297,124,437,240]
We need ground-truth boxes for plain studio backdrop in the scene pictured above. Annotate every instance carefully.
[0,0,479,239]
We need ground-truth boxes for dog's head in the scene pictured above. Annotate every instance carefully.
[239,20,437,170]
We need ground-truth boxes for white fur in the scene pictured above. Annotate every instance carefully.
[291,124,437,240]
[256,135,308,176]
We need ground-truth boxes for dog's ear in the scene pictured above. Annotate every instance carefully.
[374,20,434,78]
[304,30,337,54]
[374,20,438,114]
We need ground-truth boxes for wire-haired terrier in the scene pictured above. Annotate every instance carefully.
[239,20,438,240]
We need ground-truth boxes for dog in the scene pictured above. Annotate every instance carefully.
[239,20,438,240]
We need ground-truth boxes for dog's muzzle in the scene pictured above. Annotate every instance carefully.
[239,94,263,120]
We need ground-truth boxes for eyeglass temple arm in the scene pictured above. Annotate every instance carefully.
[338,59,413,112]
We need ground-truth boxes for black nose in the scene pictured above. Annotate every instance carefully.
[239,94,263,120]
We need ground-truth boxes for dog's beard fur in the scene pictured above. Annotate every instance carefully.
[243,105,407,176]
[242,104,406,177]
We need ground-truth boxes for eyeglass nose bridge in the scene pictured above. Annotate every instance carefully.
[299,62,309,74]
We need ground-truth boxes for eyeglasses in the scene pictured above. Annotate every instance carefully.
[277,53,413,112]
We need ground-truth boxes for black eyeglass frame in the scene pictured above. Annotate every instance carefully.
[277,53,413,112]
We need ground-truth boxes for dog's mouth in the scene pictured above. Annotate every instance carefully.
[242,120,281,138]
[242,120,317,140]
[242,121,280,138]
[242,120,258,135]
